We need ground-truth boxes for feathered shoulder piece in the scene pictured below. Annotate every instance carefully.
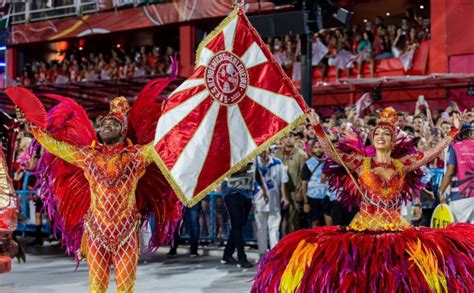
[323,129,425,208]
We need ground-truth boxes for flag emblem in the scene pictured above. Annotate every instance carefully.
[205,51,248,105]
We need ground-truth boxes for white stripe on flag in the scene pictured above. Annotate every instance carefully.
[197,48,215,67]
[223,16,238,52]
[154,89,209,143]
[169,78,205,97]
[227,105,258,166]
[170,101,220,199]
[241,42,268,69]
[246,86,304,124]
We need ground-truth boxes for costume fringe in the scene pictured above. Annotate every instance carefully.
[252,224,474,293]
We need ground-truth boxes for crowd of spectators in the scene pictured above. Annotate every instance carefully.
[267,9,431,80]
[17,45,176,86]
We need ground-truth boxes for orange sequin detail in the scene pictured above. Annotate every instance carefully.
[348,158,411,231]
[32,128,155,292]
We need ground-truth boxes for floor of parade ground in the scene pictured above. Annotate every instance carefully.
[1,242,258,293]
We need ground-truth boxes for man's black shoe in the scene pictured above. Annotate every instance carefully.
[220,256,238,265]
[237,260,253,268]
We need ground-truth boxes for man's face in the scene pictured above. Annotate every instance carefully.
[260,150,269,161]
[440,122,452,135]
[99,118,122,143]
[396,114,405,128]
[282,134,294,148]
[296,123,306,134]
[312,142,324,158]
[306,126,315,138]
[354,118,364,130]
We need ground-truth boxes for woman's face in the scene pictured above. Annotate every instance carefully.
[413,117,423,132]
[373,127,393,151]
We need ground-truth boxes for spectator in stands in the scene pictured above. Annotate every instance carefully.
[412,114,427,139]
[373,26,393,60]
[439,122,474,223]
[20,70,31,86]
[392,29,407,58]
[254,150,288,261]
[439,120,453,137]
[374,16,384,27]
[18,44,176,85]
[357,31,375,77]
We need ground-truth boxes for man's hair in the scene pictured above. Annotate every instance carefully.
[403,125,415,133]
[367,118,377,127]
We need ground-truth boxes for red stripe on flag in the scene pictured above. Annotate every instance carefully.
[205,32,225,53]
[232,16,256,57]
[247,65,295,98]
[193,106,231,195]
[155,97,214,170]
[163,84,207,114]
[237,97,288,146]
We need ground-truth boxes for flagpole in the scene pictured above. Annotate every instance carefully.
[307,110,366,199]
[232,0,244,8]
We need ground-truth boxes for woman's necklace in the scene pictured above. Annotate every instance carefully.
[372,158,395,170]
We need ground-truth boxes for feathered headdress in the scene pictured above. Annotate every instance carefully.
[371,107,398,143]
[102,97,130,135]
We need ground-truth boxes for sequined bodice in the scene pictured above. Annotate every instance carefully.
[82,144,147,251]
[84,145,146,217]
[349,158,411,231]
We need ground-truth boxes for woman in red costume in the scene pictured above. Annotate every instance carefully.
[252,107,474,292]
[6,67,182,292]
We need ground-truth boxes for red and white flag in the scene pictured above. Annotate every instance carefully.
[153,8,308,206]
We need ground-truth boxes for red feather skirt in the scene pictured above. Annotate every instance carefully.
[252,224,474,293]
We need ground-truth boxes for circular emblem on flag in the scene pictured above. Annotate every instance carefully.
[205,51,248,105]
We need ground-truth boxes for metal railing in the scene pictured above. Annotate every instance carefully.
[9,1,98,25]
[179,192,257,243]
[15,172,50,234]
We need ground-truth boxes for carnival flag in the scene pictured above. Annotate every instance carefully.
[153,8,308,206]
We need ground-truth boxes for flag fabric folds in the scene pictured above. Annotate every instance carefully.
[153,8,308,206]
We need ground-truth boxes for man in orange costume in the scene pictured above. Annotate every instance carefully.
[25,96,178,292]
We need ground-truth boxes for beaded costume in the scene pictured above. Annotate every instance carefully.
[253,108,474,292]
[6,74,182,292]
[0,145,16,233]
